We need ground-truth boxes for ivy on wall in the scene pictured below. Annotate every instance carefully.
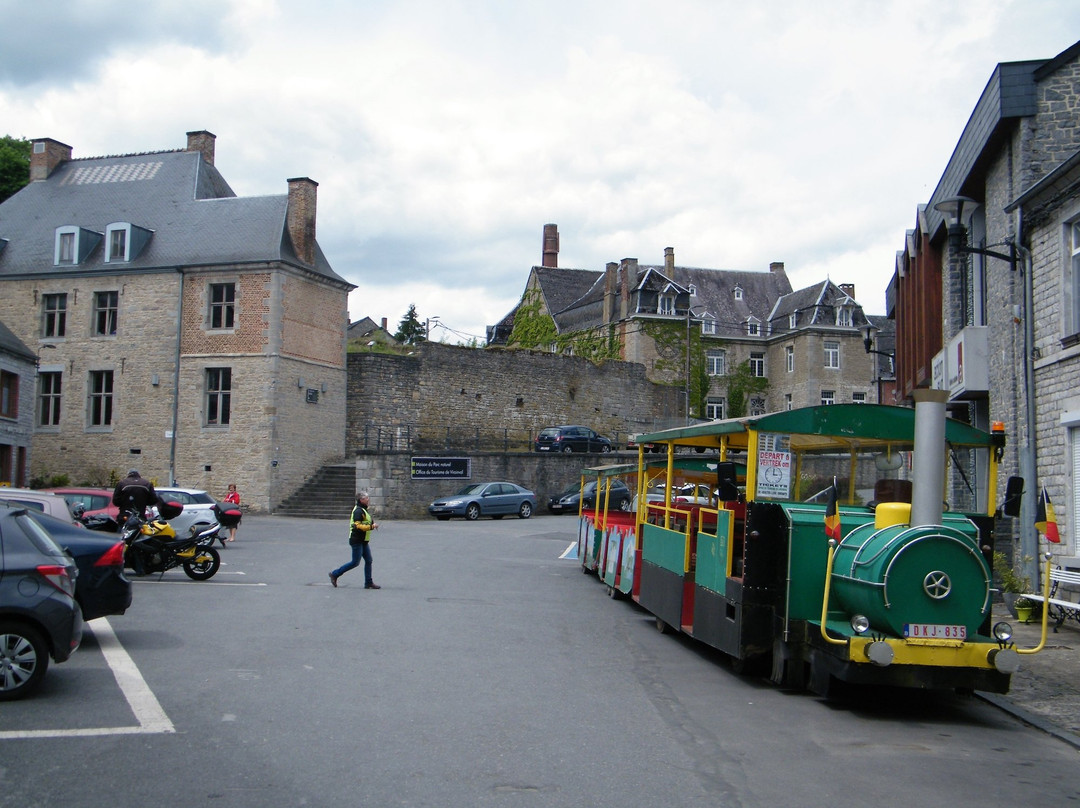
[507,288,621,363]
[641,320,711,418]
[725,360,770,418]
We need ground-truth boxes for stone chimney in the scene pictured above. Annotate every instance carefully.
[287,177,318,266]
[185,130,216,167]
[664,247,675,273]
[29,138,72,181]
[769,261,785,274]
[381,318,388,331]
[542,223,559,267]
[603,262,618,324]
[619,258,639,320]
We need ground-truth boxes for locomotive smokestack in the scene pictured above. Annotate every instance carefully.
[910,389,948,527]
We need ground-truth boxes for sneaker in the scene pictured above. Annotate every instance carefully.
[329,573,338,588]
[365,583,381,589]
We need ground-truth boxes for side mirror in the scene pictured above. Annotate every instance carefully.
[1001,476,1024,517]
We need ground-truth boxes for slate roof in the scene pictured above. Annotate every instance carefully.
[767,279,869,333]
[0,318,34,362]
[0,148,346,284]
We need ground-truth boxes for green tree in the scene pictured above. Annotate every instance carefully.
[0,135,31,203]
[725,360,769,418]
[394,303,427,345]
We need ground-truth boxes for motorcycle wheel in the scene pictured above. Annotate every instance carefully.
[183,546,221,580]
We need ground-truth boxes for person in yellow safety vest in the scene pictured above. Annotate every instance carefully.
[329,491,381,589]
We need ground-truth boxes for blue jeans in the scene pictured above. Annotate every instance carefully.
[332,541,372,585]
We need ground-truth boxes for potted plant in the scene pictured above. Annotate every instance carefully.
[1012,596,1038,623]
[993,551,1032,618]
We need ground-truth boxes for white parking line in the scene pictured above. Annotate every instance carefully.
[0,617,175,740]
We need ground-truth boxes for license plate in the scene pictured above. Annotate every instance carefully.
[538,446,550,451]
[903,623,967,640]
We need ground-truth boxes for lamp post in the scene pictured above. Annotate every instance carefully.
[685,305,706,425]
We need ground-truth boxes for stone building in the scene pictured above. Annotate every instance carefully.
[0,130,354,511]
[0,320,36,486]
[892,39,1080,564]
[490,225,883,418]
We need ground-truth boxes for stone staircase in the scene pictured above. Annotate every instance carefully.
[274,464,356,519]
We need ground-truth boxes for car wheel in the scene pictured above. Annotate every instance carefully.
[562,445,574,453]
[518,502,533,519]
[617,497,631,512]
[465,503,481,521]
[600,444,611,453]
[0,622,48,702]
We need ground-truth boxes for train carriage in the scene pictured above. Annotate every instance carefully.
[587,391,1052,695]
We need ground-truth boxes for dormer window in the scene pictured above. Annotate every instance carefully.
[746,317,760,336]
[688,284,697,297]
[54,225,102,266]
[789,311,798,329]
[658,294,675,315]
[106,224,128,262]
[836,305,852,327]
[104,221,152,263]
[734,285,743,301]
[700,316,717,336]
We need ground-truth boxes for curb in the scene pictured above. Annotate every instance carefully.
[976,692,1080,750]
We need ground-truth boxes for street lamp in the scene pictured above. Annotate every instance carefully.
[859,324,894,360]
[933,195,1017,268]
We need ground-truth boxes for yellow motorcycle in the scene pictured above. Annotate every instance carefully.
[120,505,221,580]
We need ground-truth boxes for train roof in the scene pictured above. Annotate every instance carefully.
[635,404,996,452]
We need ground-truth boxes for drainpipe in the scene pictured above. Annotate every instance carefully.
[1018,237,1039,589]
[168,270,183,485]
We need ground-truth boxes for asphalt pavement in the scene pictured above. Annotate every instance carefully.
[981,605,1080,747]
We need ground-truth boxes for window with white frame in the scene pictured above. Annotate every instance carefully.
[105,224,129,262]
[750,352,765,377]
[42,293,66,338]
[852,392,866,404]
[706,397,725,420]
[784,393,792,410]
[688,284,697,297]
[205,367,232,426]
[734,285,743,300]
[836,307,852,327]
[700,316,717,336]
[93,291,118,336]
[88,370,113,427]
[658,294,675,315]
[1072,222,1080,334]
[746,318,760,336]
[824,340,840,368]
[707,349,726,376]
[56,228,76,265]
[786,345,794,373]
[789,311,798,328]
[821,389,835,406]
[38,371,61,427]
[749,397,766,416]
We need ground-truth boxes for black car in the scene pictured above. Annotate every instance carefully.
[534,425,613,453]
[0,503,83,700]
[10,505,132,621]
[548,480,632,513]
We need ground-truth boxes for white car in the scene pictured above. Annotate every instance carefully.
[153,487,224,543]
[0,487,79,523]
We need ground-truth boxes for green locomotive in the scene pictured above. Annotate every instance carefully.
[584,391,1050,695]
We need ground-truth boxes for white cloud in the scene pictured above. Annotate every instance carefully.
[2,0,1079,334]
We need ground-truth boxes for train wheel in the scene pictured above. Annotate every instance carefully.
[606,585,619,599]
[655,617,669,634]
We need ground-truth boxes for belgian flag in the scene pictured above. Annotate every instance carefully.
[824,482,841,540]
[1035,486,1061,543]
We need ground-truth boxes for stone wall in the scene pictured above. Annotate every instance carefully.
[347,342,680,454]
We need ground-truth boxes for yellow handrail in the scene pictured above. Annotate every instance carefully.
[819,540,847,646]
[1016,553,1054,655]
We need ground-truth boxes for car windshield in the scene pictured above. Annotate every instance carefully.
[539,428,561,438]
[454,484,486,496]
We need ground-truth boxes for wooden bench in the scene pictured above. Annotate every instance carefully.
[1024,566,1080,632]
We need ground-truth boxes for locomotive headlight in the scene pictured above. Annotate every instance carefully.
[992,622,1013,643]
[850,614,870,635]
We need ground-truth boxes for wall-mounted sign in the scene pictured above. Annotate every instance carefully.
[306,388,319,403]
[410,457,471,479]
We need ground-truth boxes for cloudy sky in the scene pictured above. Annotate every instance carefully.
[2,1,1079,343]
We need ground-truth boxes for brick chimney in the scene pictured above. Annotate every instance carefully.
[29,138,72,181]
[542,223,559,267]
[840,283,855,298]
[381,318,388,330]
[603,262,617,324]
[664,247,674,273]
[287,177,318,265]
[619,258,639,320]
[185,130,216,167]
[769,261,785,273]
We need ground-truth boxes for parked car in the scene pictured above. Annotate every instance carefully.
[0,488,79,524]
[46,487,119,524]
[534,425,613,453]
[548,480,632,513]
[15,506,132,621]
[429,482,537,521]
[626,435,662,453]
[155,487,220,512]
[0,502,83,700]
